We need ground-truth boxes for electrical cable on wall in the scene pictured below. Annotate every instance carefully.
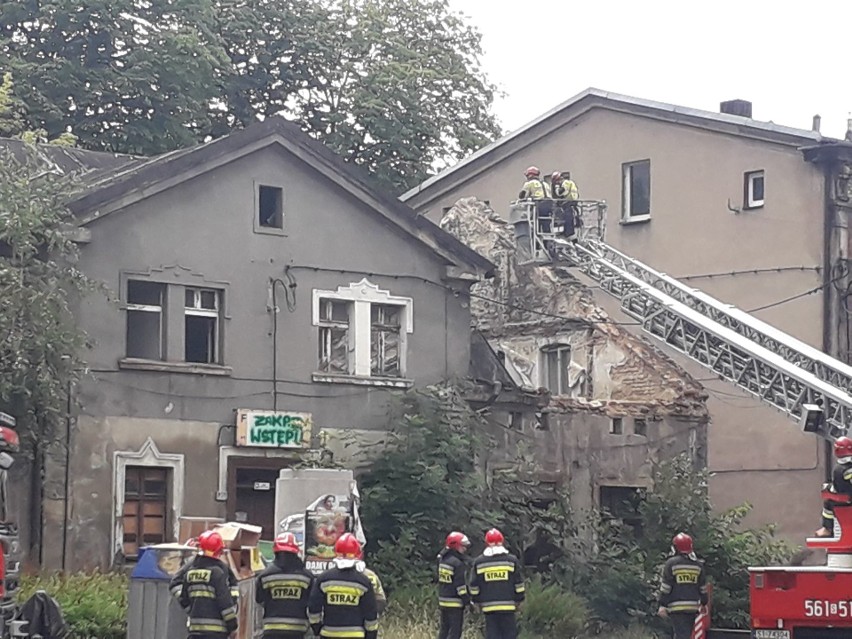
[270,271,298,411]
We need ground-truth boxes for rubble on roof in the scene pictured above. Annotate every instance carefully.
[442,197,708,417]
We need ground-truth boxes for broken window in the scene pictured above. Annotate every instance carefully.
[258,185,284,229]
[370,304,401,377]
[185,287,220,364]
[622,159,651,220]
[126,280,165,360]
[610,417,624,435]
[318,299,350,374]
[599,485,645,535]
[542,344,571,395]
[123,466,170,557]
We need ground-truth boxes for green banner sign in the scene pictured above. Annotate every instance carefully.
[236,410,312,449]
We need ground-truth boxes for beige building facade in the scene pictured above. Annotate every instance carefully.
[402,88,852,542]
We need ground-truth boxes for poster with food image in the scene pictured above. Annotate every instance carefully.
[304,493,351,574]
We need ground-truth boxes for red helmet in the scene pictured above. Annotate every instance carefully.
[672,533,693,554]
[273,532,300,554]
[551,171,563,182]
[334,533,362,559]
[835,436,852,458]
[524,166,540,178]
[198,531,225,557]
[485,528,504,546]
[446,531,470,551]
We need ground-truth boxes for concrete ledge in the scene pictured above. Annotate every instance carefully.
[311,373,413,388]
[118,358,233,376]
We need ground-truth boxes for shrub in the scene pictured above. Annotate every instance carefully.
[17,571,128,639]
[519,576,588,639]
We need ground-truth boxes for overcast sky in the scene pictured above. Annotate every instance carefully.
[449,0,851,140]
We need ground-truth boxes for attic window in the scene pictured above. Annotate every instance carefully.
[744,170,764,209]
[258,185,284,229]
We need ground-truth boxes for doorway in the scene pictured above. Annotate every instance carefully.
[227,458,291,540]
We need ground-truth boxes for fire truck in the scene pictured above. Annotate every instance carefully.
[0,412,20,637]
[509,197,852,639]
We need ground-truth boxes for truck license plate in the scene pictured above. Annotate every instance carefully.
[754,631,790,639]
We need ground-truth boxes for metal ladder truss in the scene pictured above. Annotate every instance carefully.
[554,238,852,440]
[567,240,852,395]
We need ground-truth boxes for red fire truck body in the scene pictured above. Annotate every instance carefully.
[749,491,852,639]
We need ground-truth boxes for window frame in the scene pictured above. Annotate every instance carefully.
[317,299,353,375]
[312,279,414,386]
[184,286,222,365]
[540,343,572,396]
[125,280,166,361]
[634,417,648,437]
[621,159,651,223]
[610,417,624,435]
[254,182,287,236]
[744,170,765,210]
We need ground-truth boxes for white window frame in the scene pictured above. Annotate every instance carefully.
[312,279,413,383]
[184,287,221,364]
[745,170,765,209]
[621,159,651,223]
[126,280,165,360]
[540,344,572,396]
[254,182,286,235]
[317,299,353,375]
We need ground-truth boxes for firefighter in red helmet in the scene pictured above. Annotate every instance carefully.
[469,528,525,639]
[308,533,378,639]
[255,532,315,638]
[436,531,471,639]
[815,435,852,537]
[519,166,553,235]
[657,533,708,639]
[170,531,238,639]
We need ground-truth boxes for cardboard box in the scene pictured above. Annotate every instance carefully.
[223,547,264,580]
[179,516,225,544]
[213,522,263,550]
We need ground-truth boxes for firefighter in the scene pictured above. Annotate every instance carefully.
[308,533,379,639]
[436,531,470,639]
[171,535,241,608]
[469,528,525,639]
[518,166,553,234]
[169,530,238,639]
[551,171,580,240]
[657,533,708,639]
[255,532,315,638]
[815,435,852,537]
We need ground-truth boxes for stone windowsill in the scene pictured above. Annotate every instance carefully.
[619,214,651,225]
[119,358,233,376]
[311,372,414,389]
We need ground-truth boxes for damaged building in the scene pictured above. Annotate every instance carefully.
[448,197,709,514]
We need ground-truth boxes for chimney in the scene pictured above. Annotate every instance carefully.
[720,99,753,118]
[847,114,852,142]
[812,114,821,132]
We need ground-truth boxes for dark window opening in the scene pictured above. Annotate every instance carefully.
[634,418,647,436]
[259,185,284,229]
[371,304,402,377]
[744,170,765,209]
[123,466,170,557]
[184,287,220,364]
[599,485,645,535]
[610,417,623,435]
[318,300,350,374]
[510,411,523,430]
[623,160,651,218]
[126,280,165,360]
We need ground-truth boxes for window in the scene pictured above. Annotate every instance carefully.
[371,305,401,377]
[126,281,165,360]
[599,485,645,534]
[610,417,623,435]
[185,287,221,364]
[622,160,651,221]
[258,185,284,229]
[541,344,571,395]
[312,279,413,382]
[318,300,351,374]
[510,411,523,430]
[122,466,170,557]
[744,170,765,209]
[634,418,647,436]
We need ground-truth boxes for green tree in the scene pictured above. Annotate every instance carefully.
[0,0,229,154]
[2,0,500,192]
[216,0,501,193]
[0,86,92,559]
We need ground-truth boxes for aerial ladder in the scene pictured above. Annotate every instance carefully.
[509,197,852,639]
